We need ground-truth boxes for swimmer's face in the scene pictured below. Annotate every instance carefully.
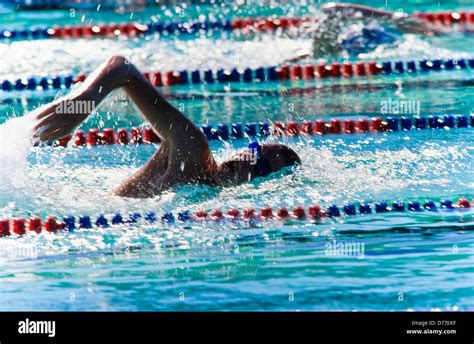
[218,153,261,184]
[215,143,301,185]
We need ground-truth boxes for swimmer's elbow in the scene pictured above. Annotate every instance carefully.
[114,185,144,198]
[114,181,157,199]
[115,171,174,198]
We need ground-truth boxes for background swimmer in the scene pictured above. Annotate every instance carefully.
[287,2,450,61]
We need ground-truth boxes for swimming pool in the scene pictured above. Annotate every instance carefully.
[0,1,473,311]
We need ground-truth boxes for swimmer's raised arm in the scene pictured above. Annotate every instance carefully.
[31,56,216,197]
[32,56,206,146]
[30,56,136,142]
[111,56,217,196]
[117,58,210,150]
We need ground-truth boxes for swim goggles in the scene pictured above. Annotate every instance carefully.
[248,141,270,177]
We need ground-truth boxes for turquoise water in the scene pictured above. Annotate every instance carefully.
[0,1,473,311]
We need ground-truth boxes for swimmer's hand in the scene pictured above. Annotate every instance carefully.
[30,56,134,143]
[30,96,89,143]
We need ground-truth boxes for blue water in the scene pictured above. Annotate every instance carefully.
[0,1,473,311]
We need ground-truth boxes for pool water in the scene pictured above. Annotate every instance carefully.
[0,1,473,311]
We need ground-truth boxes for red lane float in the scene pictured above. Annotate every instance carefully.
[330,63,342,78]
[291,65,303,79]
[0,219,10,236]
[227,208,241,219]
[315,120,329,135]
[317,64,331,78]
[45,216,61,232]
[243,208,254,219]
[357,119,370,133]
[458,198,471,208]
[301,120,314,134]
[342,63,354,77]
[372,117,389,132]
[277,65,291,80]
[131,127,143,144]
[273,121,286,136]
[355,62,366,76]
[117,128,130,144]
[344,119,356,133]
[261,207,274,219]
[29,217,42,233]
[277,207,290,219]
[13,219,26,235]
[211,209,224,220]
[286,121,300,135]
[330,119,342,134]
[87,128,100,145]
[102,128,115,145]
[293,206,306,220]
[304,65,316,79]
[367,62,383,75]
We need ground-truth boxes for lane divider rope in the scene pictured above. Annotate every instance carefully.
[0,198,471,236]
[37,114,474,148]
[2,56,474,92]
[15,0,128,9]
[1,11,473,41]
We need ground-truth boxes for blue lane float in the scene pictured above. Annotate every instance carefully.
[0,18,233,42]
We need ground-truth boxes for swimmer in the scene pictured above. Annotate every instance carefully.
[288,2,450,61]
[30,56,301,198]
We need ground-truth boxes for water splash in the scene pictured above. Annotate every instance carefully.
[0,115,35,211]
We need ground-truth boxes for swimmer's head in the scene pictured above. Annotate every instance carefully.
[214,143,301,185]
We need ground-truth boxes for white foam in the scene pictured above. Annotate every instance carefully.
[0,115,34,197]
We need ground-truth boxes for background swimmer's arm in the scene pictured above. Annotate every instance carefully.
[282,51,312,64]
[391,16,451,34]
[322,3,394,19]
[322,2,449,35]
